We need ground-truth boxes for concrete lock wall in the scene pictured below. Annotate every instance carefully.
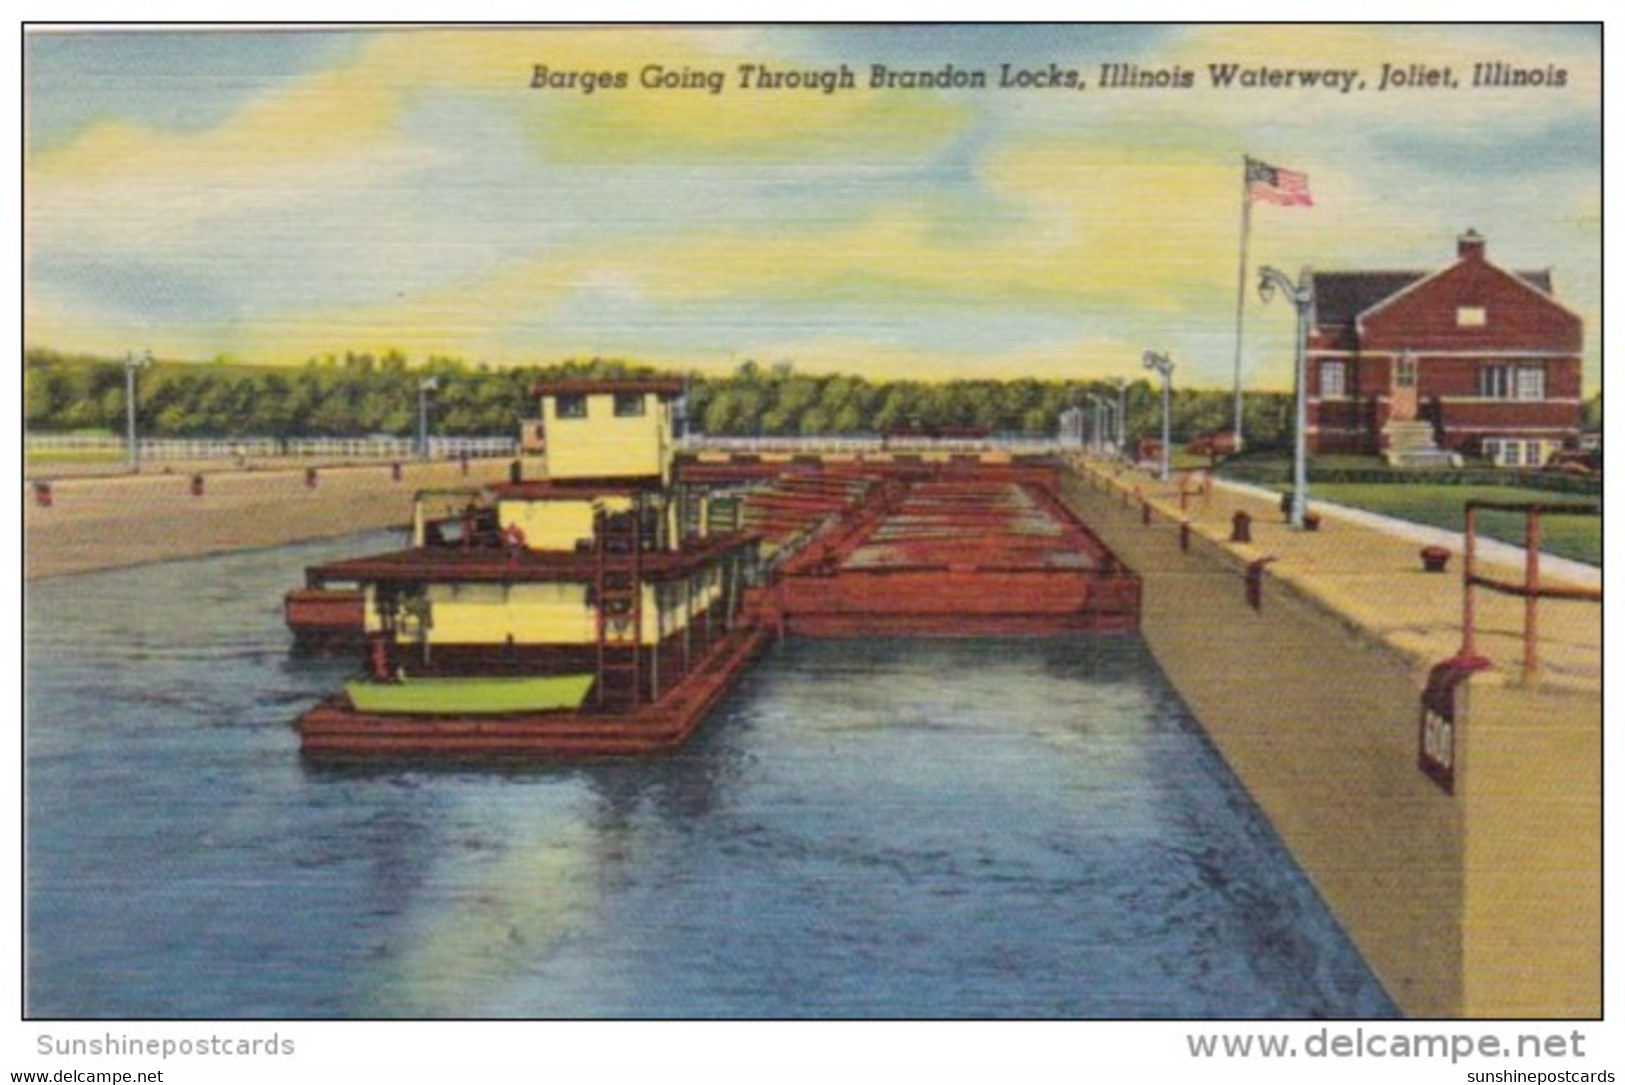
[1057,465,1598,1019]
[1459,679,1600,1018]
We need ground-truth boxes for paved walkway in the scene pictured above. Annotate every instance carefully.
[1071,457,1601,692]
[1216,476,1601,587]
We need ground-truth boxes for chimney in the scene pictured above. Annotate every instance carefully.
[1457,228,1486,261]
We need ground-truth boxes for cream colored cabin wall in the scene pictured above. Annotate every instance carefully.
[367,561,731,648]
[421,582,596,645]
[495,495,635,551]
[544,393,670,482]
[498,500,597,551]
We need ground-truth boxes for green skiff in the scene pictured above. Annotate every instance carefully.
[345,674,597,715]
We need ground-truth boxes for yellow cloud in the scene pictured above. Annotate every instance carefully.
[28,60,404,181]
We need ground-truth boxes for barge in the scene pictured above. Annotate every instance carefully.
[292,378,1144,757]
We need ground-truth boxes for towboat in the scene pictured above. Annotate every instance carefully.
[295,378,765,757]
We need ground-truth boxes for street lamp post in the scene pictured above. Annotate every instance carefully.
[1116,378,1128,459]
[417,376,439,460]
[1142,351,1175,482]
[1089,394,1118,456]
[124,350,152,474]
[1258,265,1314,529]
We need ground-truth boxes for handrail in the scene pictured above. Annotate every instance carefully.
[1460,499,1600,682]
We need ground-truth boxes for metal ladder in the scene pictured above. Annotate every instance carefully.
[593,498,645,711]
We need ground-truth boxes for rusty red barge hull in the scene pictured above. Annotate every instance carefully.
[298,624,767,757]
[753,467,1141,638]
[284,587,366,651]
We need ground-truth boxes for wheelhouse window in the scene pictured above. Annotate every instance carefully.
[555,394,588,419]
[1319,361,1347,399]
[613,392,647,418]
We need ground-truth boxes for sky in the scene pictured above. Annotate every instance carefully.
[22,24,1602,390]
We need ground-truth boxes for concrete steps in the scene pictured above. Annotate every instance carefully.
[1382,420,1462,468]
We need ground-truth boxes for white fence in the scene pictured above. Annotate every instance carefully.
[676,434,1066,455]
[26,434,518,460]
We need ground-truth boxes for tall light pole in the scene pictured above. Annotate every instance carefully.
[1086,394,1105,454]
[1116,378,1128,459]
[124,349,152,474]
[1089,394,1118,455]
[418,376,439,460]
[1258,265,1314,529]
[1142,351,1175,482]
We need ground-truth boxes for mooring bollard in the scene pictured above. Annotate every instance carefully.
[190,473,205,497]
[1180,520,1191,552]
[305,467,318,489]
[32,480,52,508]
[1230,510,1252,543]
[1245,556,1277,611]
[391,461,403,482]
[509,459,524,484]
[1141,500,1152,525]
[1420,545,1451,574]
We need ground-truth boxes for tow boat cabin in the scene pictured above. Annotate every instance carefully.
[302,378,760,717]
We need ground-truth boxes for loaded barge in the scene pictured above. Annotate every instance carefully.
[292,378,1140,756]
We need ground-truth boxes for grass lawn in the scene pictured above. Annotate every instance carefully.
[1307,483,1601,567]
[25,448,125,467]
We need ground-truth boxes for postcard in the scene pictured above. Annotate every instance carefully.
[17,20,1604,1082]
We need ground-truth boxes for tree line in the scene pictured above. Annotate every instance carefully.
[24,348,1301,448]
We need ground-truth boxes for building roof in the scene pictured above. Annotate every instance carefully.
[530,377,687,398]
[1311,268,1555,327]
[491,478,665,500]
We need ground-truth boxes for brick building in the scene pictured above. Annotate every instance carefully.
[1307,231,1585,466]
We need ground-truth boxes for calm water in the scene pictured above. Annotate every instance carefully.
[25,534,1397,1019]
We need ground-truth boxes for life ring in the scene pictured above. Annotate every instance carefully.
[502,523,528,549]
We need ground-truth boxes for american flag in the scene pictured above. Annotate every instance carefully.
[1247,158,1314,207]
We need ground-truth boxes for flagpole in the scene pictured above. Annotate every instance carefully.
[1232,155,1253,452]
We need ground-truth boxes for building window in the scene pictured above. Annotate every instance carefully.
[1525,441,1545,467]
[1515,365,1546,401]
[613,392,646,418]
[1320,361,1347,399]
[1456,306,1487,327]
[556,394,588,419]
[1478,366,1512,399]
[1396,356,1418,388]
